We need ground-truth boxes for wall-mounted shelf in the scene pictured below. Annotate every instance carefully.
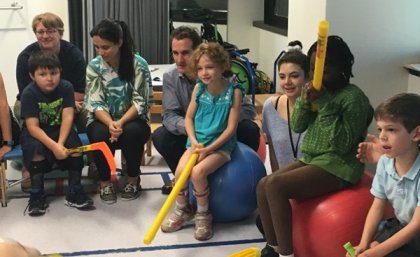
[0,0,27,29]
[0,1,22,10]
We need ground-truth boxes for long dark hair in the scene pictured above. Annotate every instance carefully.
[90,18,135,83]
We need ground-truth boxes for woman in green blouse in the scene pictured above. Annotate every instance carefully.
[85,19,151,204]
[257,36,374,257]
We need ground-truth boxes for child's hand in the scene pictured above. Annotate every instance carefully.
[196,147,212,162]
[349,244,369,257]
[190,141,201,152]
[304,81,326,103]
[356,134,382,164]
[53,143,68,160]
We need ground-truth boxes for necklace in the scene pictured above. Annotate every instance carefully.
[287,98,302,160]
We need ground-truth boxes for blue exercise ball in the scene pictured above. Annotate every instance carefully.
[190,142,267,222]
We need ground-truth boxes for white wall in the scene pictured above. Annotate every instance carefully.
[288,0,326,53]
[227,0,263,63]
[228,0,420,134]
[2,0,420,122]
[0,0,69,105]
[326,0,420,110]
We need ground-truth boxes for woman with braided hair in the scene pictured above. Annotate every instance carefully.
[257,36,374,257]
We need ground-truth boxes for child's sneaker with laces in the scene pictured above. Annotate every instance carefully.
[65,190,94,209]
[121,179,141,200]
[100,183,117,204]
[194,211,213,241]
[161,204,194,232]
[25,194,48,216]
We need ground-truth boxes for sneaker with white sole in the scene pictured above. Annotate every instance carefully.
[25,194,48,216]
[121,181,141,201]
[161,204,194,232]
[65,190,94,209]
[100,183,117,204]
[194,211,213,241]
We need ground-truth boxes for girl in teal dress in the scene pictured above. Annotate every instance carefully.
[161,42,243,241]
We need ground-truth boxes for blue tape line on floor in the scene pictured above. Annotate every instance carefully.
[57,238,265,256]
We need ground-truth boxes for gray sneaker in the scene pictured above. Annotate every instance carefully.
[161,204,194,232]
[121,182,141,201]
[100,183,117,204]
[194,211,213,241]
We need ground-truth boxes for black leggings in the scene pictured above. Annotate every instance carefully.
[87,118,150,181]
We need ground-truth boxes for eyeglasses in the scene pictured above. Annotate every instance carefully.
[35,29,58,36]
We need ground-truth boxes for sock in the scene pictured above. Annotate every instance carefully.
[196,203,208,213]
[28,160,50,192]
[175,201,187,209]
[267,244,279,253]
[68,169,82,192]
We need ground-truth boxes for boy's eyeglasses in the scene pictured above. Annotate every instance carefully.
[35,29,58,36]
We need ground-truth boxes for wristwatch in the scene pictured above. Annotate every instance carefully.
[2,140,14,147]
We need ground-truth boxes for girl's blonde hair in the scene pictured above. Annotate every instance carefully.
[188,42,231,79]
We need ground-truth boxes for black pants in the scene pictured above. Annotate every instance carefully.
[152,119,260,173]
[87,118,150,181]
[375,218,420,257]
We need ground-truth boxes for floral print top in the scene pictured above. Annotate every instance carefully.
[84,53,151,126]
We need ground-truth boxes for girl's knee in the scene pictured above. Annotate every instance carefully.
[190,167,205,183]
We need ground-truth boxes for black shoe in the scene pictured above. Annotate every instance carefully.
[261,244,279,257]
[65,190,94,209]
[161,178,175,195]
[26,195,48,216]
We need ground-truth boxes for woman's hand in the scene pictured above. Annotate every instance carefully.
[109,121,123,143]
[304,81,326,103]
[74,101,84,113]
[356,134,382,164]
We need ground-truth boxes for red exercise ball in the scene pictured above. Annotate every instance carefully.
[291,172,394,257]
[257,133,266,162]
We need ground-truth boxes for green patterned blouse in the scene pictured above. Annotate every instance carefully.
[84,54,150,126]
[291,84,373,184]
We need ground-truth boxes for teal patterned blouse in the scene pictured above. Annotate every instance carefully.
[84,54,150,126]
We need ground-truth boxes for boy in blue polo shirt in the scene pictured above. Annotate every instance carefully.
[351,93,420,257]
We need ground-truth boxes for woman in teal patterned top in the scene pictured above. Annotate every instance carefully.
[161,43,243,241]
[257,36,374,257]
[84,19,151,204]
